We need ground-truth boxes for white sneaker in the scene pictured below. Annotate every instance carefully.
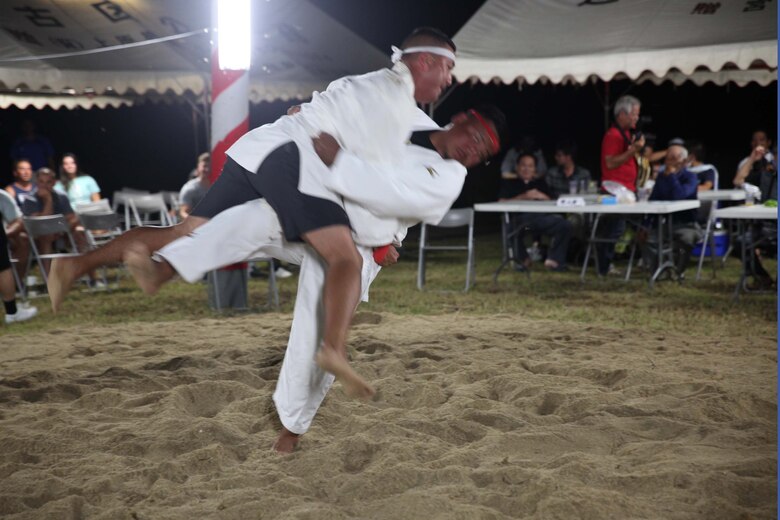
[5,305,38,324]
[274,267,293,279]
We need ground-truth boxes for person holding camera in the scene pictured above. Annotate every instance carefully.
[734,130,776,199]
[733,130,777,290]
[596,95,644,276]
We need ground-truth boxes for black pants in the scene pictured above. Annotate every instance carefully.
[191,142,349,242]
[510,213,573,265]
[0,224,10,271]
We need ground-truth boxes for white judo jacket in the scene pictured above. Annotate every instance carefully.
[327,131,467,247]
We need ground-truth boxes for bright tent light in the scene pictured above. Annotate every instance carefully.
[217,0,251,70]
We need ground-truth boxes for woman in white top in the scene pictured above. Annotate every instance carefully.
[56,153,101,206]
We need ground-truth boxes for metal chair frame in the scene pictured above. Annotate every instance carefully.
[417,208,475,292]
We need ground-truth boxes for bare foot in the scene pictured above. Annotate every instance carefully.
[124,243,162,295]
[272,428,300,454]
[48,258,78,313]
[316,343,375,399]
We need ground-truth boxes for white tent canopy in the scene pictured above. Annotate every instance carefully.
[453,0,777,86]
[0,0,390,108]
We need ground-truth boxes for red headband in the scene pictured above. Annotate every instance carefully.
[469,109,500,155]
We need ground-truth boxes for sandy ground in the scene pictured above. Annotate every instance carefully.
[0,312,776,519]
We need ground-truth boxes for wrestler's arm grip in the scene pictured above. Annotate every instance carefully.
[323,151,465,225]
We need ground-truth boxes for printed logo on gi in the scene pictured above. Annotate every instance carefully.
[425,165,439,177]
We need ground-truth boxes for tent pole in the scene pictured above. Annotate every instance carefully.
[603,81,610,131]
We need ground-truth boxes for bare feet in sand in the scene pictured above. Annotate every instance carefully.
[272,428,300,454]
[124,243,164,295]
[48,258,78,313]
[316,342,375,399]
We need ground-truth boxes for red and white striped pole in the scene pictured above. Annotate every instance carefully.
[209,0,251,306]
[209,40,248,180]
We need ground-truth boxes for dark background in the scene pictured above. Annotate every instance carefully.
[1,0,776,211]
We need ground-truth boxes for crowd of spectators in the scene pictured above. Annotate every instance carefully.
[494,95,777,287]
[2,120,111,323]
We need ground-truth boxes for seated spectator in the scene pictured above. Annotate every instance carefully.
[55,153,102,207]
[734,130,776,199]
[178,153,211,220]
[21,168,91,276]
[498,153,572,271]
[0,190,36,324]
[686,140,718,191]
[732,130,777,289]
[5,159,36,208]
[545,140,591,197]
[641,144,701,275]
[501,135,547,180]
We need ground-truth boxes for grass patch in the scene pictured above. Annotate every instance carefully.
[3,233,776,339]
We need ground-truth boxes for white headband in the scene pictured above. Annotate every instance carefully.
[391,45,456,64]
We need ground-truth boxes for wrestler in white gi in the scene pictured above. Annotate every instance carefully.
[126,106,506,452]
[49,28,457,399]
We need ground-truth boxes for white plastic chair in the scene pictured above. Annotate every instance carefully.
[695,166,722,280]
[417,208,475,292]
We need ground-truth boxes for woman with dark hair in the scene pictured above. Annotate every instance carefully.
[55,153,101,206]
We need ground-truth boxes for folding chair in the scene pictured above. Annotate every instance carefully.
[78,211,122,249]
[417,208,475,292]
[112,189,149,230]
[22,215,82,288]
[79,211,125,288]
[161,191,181,223]
[695,168,723,280]
[126,193,176,229]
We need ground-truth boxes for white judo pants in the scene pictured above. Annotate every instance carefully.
[156,199,381,435]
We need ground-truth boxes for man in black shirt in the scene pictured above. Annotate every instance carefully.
[498,153,572,271]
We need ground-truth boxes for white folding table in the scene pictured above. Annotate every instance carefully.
[474,199,700,287]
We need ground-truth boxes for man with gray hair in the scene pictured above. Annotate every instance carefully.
[596,95,645,276]
[642,143,701,275]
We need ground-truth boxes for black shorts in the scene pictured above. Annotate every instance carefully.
[191,141,350,242]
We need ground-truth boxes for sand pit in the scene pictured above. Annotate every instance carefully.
[0,312,776,519]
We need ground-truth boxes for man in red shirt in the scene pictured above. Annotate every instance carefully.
[596,95,645,275]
